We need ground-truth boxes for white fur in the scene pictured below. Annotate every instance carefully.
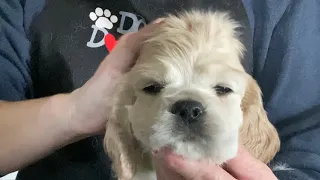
[272,163,294,171]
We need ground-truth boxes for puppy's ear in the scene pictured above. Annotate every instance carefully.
[240,77,280,164]
[103,80,142,180]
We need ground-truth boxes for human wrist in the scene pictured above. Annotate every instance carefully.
[47,93,84,144]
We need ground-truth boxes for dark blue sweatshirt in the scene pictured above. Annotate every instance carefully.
[1,0,320,179]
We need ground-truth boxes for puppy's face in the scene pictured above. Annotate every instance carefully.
[127,59,247,163]
[123,11,249,164]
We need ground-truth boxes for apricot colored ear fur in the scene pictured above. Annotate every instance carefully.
[103,82,143,180]
[104,119,138,180]
[240,77,280,164]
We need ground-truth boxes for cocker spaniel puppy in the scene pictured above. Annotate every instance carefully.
[104,10,280,180]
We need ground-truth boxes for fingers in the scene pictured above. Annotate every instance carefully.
[103,21,162,74]
[96,21,162,76]
[153,147,236,180]
[224,146,277,180]
[153,154,185,180]
[152,18,165,24]
[121,22,162,53]
[153,147,201,179]
[115,20,162,51]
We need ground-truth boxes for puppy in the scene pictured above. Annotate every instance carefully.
[104,10,280,180]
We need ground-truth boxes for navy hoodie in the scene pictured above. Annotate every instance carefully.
[0,0,320,179]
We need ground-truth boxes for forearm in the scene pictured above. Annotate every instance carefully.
[0,94,78,174]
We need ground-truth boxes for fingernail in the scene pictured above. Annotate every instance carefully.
[162,146,171,154]
[152,150,161,158]
[152,150,159,155]
[152,18,165,24]
[152,147,170,158]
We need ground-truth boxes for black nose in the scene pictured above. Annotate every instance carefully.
[170,100,205,124]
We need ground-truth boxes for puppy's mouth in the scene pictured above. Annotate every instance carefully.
[173,119,210,141]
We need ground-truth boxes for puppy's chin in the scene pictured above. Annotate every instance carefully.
[147,111,240,165]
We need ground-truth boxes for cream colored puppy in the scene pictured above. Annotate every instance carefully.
[104,10,280,180]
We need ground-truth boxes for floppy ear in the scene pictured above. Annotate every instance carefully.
[239,77,280,164]
[103,79,143,180]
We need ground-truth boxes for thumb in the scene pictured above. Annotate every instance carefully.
[156,147,202,179]
[153,147,235,180]
[225,146,275,180]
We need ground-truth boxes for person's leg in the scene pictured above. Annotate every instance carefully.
[245,1,320,179]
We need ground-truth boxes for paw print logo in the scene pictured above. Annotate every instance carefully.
[89,8,118,29]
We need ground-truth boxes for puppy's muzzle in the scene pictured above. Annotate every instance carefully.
[170,100,205,124]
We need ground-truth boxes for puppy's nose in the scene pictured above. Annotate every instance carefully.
[170,100,205,124]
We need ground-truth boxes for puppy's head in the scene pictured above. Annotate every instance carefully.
[105,11,279,179]
[127,11,247,164]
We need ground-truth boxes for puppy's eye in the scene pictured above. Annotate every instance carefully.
[142,83,163,95]
[214,85,233,95]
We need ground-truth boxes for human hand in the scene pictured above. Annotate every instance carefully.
[64,22,161,138]
[152,146,278,180]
